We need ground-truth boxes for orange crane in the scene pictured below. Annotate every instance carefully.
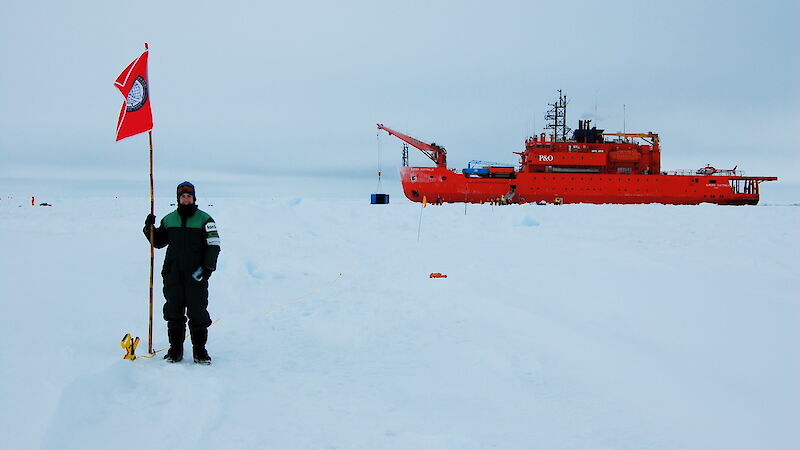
[377,124,447,168]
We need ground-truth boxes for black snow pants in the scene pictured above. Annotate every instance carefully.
[162,267,212,334]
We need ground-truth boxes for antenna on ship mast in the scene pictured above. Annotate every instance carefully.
[594,89,600,129]
[546,90,571,141]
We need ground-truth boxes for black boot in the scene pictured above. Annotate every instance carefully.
[191,328,211,365]
[164,327,184,363]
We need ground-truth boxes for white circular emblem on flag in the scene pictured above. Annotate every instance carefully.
[125,76,149,112]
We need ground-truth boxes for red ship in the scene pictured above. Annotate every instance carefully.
[378,92,776,205]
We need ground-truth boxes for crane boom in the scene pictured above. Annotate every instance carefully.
[377,124,447,167]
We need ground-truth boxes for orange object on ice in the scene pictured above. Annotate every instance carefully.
[429,272,447,278]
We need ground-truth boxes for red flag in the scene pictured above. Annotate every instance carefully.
[115,50,153,141]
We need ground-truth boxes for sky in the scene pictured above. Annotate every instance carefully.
[1,0,798,198]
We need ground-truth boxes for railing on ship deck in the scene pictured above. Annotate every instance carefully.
[661,169,745,176]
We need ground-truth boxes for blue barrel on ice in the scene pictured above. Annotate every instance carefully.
[371,194,389,204]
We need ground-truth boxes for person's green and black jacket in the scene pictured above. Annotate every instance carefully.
[143,205,221,277]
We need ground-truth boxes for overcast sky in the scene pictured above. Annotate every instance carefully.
[1,0,798,197]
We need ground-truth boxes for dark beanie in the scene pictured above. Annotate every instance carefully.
[177,181,196,202]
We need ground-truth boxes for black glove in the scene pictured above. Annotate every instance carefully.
[202,267,214,281]
[145,213,156,226]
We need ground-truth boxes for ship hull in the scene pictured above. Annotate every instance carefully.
[400,167,763,205]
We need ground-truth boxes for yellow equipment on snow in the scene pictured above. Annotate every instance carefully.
[121,333,140,361]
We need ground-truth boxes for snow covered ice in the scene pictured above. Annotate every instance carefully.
[0,192,798,449]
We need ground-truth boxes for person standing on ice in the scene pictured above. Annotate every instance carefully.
[143,181,220,364]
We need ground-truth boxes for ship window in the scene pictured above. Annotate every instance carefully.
[411,176,416,181]
[709,180,717,184]
[441,176,447,181]
[429,176,434,180]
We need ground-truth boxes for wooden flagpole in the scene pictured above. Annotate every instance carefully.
[148,129,155,354]
[142,42,156,355]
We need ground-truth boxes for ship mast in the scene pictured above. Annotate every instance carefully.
[545,90,570,142]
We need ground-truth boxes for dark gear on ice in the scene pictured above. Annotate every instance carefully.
[143,181,220,364]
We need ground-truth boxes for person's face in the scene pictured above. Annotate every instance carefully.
[179,193,194,205]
